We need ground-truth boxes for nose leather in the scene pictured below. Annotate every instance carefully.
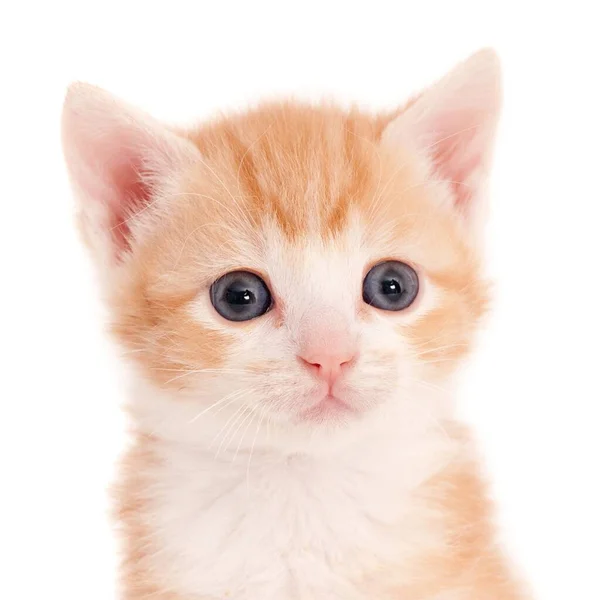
[298,312,357,387]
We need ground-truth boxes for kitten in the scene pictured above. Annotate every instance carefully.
[62,49,528,599]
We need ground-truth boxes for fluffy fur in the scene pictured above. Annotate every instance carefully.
[62,49,528,599]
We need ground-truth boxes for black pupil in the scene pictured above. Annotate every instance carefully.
[382,279,402,295]
[226,288,255,305]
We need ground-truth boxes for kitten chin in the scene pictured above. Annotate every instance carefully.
[63,48,530,599]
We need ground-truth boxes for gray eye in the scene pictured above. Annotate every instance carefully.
[362,261,419,311]
[210,271,272,322]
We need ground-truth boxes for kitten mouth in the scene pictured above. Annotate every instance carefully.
[299,394,355,423]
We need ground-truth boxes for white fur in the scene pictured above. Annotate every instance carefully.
[127,374,458,600]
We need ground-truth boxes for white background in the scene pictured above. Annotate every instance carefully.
[2,2,599,599]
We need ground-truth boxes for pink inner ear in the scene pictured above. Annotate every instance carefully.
[426,108,489,213]
[433,128,482,210]
[67,120,157,259]
[108,155,152,255]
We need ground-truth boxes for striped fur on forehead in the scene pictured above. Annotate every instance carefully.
[185,102,398,240]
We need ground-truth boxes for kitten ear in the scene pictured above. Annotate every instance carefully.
[383,49,502,238]
[62,83,200,264]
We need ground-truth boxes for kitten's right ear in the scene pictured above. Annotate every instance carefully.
[62,83,200,265]
[382,49,501,244]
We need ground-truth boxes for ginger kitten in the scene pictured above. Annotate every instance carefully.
[62,49,528,599]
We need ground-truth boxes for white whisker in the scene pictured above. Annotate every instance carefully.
[188,387,253,424]
[246,407,268,491]
[231,409,257,466]
[213,405,251,459]
[412,343,469,357]
[225,407,255,458]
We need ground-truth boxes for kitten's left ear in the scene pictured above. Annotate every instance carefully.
[383,49,502,238]
[61,83,201,268]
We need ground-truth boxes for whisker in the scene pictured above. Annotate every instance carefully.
[188,388,253,424]
[231,409,257,465]
[214,406,252,459]
[157,367,249,374]
[410,333,457,349]
[246,407,267,491]
[163,368,248,386]
[209,404,247,453]
[412,343,469,357]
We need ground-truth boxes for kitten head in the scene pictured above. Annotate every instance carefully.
[62,50,500,445]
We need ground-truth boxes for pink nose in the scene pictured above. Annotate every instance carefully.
[299,343,356,386]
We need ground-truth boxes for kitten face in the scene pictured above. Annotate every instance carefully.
[62,50,499,440]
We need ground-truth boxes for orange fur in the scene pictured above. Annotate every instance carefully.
[394,425,525,599]
[117,436,189,600]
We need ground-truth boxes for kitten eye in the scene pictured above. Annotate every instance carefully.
[210,271,272,322]
[362,261,419,311]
